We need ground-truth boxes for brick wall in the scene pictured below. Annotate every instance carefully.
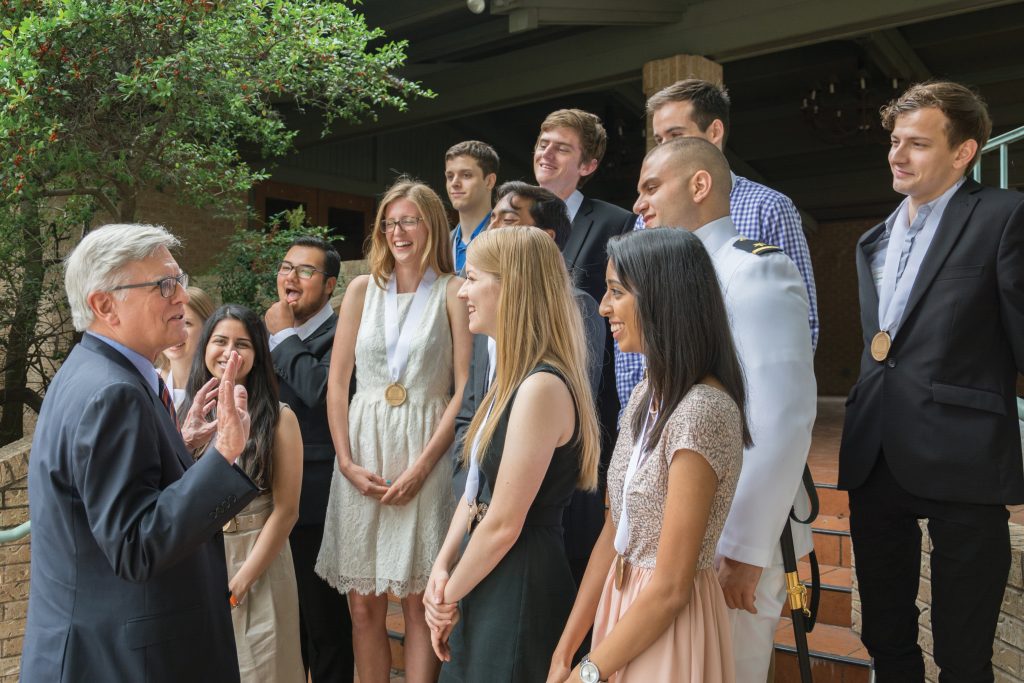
[0,437,31,682]
[851,522,1024,681]
[807,218,880,397]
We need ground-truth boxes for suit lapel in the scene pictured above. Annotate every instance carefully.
[898,181,980,330]
[80,335,195,471]
[856,223,885,332]
[563,197,595,269]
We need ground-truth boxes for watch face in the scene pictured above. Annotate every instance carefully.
[580,661,600,683]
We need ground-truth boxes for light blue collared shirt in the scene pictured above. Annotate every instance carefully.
[87,331,161,397]
[873,177,965,339]
[565,190,584,222]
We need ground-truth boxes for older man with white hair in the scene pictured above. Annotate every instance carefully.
[22,224,258,682]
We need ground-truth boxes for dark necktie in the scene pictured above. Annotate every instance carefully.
[157,376,179,431]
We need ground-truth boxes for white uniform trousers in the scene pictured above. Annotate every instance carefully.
[728,563,786,683]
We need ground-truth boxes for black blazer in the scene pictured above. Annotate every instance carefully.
[563,196,635,304]
[838,179,1024,504]
[271,313,338,527]
[23,334,258,682]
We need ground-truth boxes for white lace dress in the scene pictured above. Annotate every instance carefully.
[315,274,457,597]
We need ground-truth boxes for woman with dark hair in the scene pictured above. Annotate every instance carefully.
[547,229,749,683]
[185,304,304,682]
[156,285,214,412]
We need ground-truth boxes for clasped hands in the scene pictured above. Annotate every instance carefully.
[338,458,427,506]
[180,350,251,464]
[423,568,460,662]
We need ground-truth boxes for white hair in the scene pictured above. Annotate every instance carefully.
[64,223,181,331]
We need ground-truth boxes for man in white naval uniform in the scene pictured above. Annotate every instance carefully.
[634,137,817,680]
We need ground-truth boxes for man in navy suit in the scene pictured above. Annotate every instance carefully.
[533,109,633,585]
[266,236,354,683]
[839,82,1024,681]
[22,224,258,682]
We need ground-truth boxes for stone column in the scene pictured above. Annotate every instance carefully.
[641,55,723,151]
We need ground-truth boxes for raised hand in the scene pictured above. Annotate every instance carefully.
[215,351,250,464]
[180,376,219,451]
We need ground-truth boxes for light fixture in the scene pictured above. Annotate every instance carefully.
[467,0,486,14]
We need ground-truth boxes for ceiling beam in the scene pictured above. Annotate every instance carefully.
[298,0,1019,148]
[491,0,686,32]
[863,28,933,82]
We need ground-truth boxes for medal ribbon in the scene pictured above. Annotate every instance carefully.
[384,268,437,386]
[877,202,933,338]
[613,397,658,556]
[463,342,498,508]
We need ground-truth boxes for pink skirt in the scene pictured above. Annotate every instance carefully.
[592,564,735,683]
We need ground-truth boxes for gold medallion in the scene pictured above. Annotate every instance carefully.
[384,382,407,407]
[870,330,892,362]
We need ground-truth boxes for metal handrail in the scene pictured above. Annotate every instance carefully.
[973,124,1024,188]
[0,520,30,544]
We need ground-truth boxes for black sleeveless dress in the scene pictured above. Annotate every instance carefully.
[440,364,582,683]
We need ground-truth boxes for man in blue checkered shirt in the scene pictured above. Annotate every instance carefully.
[615,79,819,415]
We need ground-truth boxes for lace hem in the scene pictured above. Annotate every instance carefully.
[314,566,429,598]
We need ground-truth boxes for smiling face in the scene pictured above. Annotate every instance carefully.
[457,260,501,338]
[204,318,255,385]
[277,244,335,326]
[651,99,720,147]
[599,260,641,354]
[633,148,698,229]
[384,198,430,267]
[163,303,204,362]
[445,155,495,214]
[533,126,598,200]
[108,246,189,361]
[888,107,975,207]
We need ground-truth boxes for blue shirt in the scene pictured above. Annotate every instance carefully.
[614,173,819,418]
[452,215,490,275]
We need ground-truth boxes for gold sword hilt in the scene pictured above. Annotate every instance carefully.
[785,570,811,618]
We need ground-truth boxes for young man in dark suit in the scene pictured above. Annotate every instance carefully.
[839,81,1024,681]
[23,224,258,682]
[266,236,354,683]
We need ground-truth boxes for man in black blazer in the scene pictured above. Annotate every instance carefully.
[839,82,1024,681]
[533,109,633,583]
[266,236,353,683]
[22,224,258,682]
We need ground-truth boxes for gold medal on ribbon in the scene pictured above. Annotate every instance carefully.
[870,330,892,362]
[384,381,407,407]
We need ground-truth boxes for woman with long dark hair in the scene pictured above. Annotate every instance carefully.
[547,229,750,683]
[185,304,304,682]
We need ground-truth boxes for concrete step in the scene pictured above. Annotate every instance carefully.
[774,618,871,683]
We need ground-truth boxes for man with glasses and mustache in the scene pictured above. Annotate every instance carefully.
[23,223,258,682]
[265,236,354,683]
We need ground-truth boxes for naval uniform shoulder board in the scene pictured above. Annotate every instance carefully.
[733,238,783,256]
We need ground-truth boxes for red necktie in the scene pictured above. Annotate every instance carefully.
[157,376,180,431]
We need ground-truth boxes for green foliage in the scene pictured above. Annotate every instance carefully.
[0,0,426,443]
[215,206,333,312]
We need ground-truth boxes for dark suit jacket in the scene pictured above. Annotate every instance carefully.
[22,334,258,682]
[563,196,635,305]
[838,179,1024,504]
[271,313,338,527]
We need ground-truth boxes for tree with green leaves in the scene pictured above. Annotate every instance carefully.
[0,0,429,444]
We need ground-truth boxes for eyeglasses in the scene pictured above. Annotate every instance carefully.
[110,272,189,298]
[278,262,328,280]
[379,216,424,233]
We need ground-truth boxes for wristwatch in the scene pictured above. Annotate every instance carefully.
[579,654,604,683]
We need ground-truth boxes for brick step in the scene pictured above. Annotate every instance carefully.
[811,514,852,568]
[815,482,850,518]
[774,618,870,683]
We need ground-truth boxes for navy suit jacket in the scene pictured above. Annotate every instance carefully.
[271,313,338,527]
[22,334,258,682]
[839,180,1024,504]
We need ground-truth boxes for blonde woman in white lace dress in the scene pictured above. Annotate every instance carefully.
[316,179,472,683]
